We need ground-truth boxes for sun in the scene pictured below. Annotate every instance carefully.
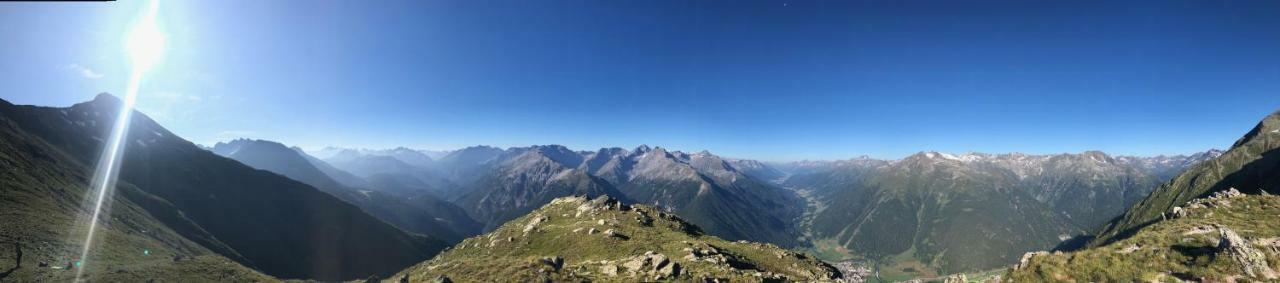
[126,0,165,73]
[75,1,166,280]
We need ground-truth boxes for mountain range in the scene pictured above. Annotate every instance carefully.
[295,142,1220,277]
[0,94,1255,282]
[780,150,1219,275]
[1008,110,1280,281]
[0,94,443,281]
[210,139,481,242]
[1096,110,1280,245]
[307,144,808,247]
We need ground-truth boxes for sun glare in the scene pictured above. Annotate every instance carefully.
[75,1,165,281]
[125,0,164,73]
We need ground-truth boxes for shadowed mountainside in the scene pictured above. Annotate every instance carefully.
[0,94,443,281]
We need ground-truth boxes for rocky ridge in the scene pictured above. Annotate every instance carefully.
[388,195,840,282]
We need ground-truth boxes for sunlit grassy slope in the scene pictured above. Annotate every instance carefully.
[1007,193,1280,282]
[390,195,841,282]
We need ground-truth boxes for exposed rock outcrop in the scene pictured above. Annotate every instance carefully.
[1218,228,1278,279]
[1013,251,1047,270]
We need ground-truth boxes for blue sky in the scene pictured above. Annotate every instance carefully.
[2,0,1279,161]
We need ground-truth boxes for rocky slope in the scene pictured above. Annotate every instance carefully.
[0,94,442,281]
[1007,190,1280,282]
[387,196,840,282]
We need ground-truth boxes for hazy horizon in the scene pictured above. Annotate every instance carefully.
[208,134,1226,163]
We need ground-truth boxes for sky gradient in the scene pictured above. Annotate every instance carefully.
[2,0,1280,161]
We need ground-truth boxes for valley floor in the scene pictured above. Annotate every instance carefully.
[782,180,944,283]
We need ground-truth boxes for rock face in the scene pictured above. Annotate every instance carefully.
[387,195,841,282]
[1013,251,1048,271]
[1218,228,1278,279]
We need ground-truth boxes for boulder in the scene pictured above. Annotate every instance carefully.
[1171,206,1187,218]
[618,252,676,278]
[650,253,670,269]
[1218,228,1278,279]
[1217,188,1244,199]
[523,214,548,233]
[600,264,619,276]
[622,256,647,272]
[657,261,679,278]
[1014,251,1048,270]
[1117,244,1141,254]
[542,256,564,271]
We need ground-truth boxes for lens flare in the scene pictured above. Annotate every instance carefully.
[74,0,164,281]
[126,0,164,73]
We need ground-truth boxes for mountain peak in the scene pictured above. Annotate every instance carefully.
[530,144,571,152]
[907,151,962,162]
[1232,109,1280,148]
[92,92,121,104]
[462,145,500,151]
[518,144,583,167]
[650,146,668,156]
[74,92,123,110]
[1080,150,1114,163]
